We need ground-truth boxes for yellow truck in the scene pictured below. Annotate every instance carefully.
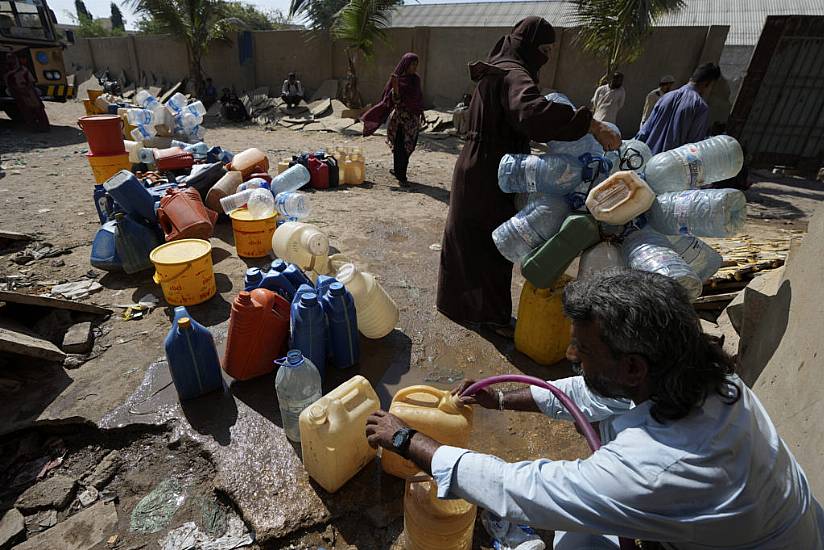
[1,0,74,120]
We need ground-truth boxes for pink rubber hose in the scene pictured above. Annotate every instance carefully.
[461,375,636,550]
[461,374,602,451]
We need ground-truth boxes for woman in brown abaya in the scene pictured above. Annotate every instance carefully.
[436,17,620,336]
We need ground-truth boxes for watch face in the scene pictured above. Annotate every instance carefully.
[392,430,407,451]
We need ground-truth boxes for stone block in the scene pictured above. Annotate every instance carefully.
[61,322,93,354]
[15,475,77,513]
[14,501,117,550]
[0,508,24,549]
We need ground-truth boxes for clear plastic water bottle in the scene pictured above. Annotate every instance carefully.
[184,142,209,159]
[219,188,254,214]
[130,124,156,142]
[176,111,201,131]
[498,154,585,195]
[647,188,747,238]
[617,139,653,172]
[125,108,154,126]
[492,194,570,263]
[275,191,310,220]
[275,349,322,442]
[246,188,275,219]
[135,90,166,117]
[171,139,189,149]
[622,227,702,300]
[166,92,188,113]
[190,125,206,141]
[137,148,155,165]
[185,101,206,117]
[643,135,744,194]
[667,235,723,281]
[237,177,269,192]
[271,164,311,195]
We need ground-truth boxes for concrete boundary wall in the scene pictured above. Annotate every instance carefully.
[64,25,728,135]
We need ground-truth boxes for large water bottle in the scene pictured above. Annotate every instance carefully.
[246,188,275,219]
[498,154,584,195]
[219,188,255,214]
[271,164,311,195]
[616,139,652,172]
[177,111,202,131]
[185,142,209,160]
[130,124,157,142]
[621,227,702,300]
[125,108,154,126]
[185,101,206,118]
[275,349,322,442]
[238,177,270,192]
[166,92,188,113]
[643,135,744,194]
[275,191,310,220]
[135,90,166,118]
[190,125,206,141]
[667,235,723,282]
[647,188,747,237]
[137,148,155,165]
[492,194,570,263]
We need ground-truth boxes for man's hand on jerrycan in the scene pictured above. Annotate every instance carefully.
[452,379,499,410]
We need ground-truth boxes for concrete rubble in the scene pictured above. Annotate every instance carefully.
[14,502,118,550]
[15,474,77,513]
[0,509,25,549]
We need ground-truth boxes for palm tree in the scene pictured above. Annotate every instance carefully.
[331,0,394,108]
[129,0,241,96]
[574,0,685,77]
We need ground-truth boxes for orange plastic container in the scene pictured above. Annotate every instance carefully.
[222,289,290,380]
[78,115,126,156]
[227,148,269,179]
[157,187,218,242]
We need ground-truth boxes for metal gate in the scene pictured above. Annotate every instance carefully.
[728,15,824,171]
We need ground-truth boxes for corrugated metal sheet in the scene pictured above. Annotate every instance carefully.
[388,0,824,45]
[728,16,824,168]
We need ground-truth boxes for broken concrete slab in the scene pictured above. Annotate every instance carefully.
[24,509,57,534]
[15,474,77,513]
[309,98,332,118]
[61,322,93,354]
[311,79,339,101]
[84,450,120,489]
[0,318,66,362]
[0,508,25,549]
[746,206,824,499]
[15,501,117,550]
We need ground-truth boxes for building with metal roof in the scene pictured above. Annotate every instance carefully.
[389,0,824,46]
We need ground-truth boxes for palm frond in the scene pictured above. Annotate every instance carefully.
[331,0,392,58]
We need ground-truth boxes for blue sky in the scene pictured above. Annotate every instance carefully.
[48,0,492,28]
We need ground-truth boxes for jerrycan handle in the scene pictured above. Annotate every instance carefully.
[337,379,378,416]
[394,385,458,413]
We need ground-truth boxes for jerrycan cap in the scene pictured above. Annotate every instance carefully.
[270,259,287,272]
[300,292,318,306]
[307,403,328,425]
[177,317,192,329]
[246,267,262,280]
[328,282,345,296]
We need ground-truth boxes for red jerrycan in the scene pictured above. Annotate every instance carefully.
[157,187,219,242]
[222,289,290,380]
[308,155,330,190]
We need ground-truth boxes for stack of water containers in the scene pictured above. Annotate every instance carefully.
[494,92,745,300]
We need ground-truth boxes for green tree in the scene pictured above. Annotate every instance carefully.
[330,0,397,108]
[129,0,242,96]
[291,0,347,31]
[110,3,126,30]
[74,0,92,21]
[222,2,290,30]
[574,0,685,77]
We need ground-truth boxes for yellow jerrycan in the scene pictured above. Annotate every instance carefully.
[299,375,380,493]
[514,277,572,365]
[382,386,473,479]
[404,475,476,550]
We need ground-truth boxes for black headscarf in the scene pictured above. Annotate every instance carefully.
[488,16,556,80]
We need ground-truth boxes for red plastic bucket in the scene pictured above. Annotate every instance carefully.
[78,115,126,156]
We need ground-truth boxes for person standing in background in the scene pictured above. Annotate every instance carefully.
[281,73,304,109]
[590,72,625,124]
[360,52,425,188]
[640,75,675,124]
[437,17,619,337]
[636,63,722,155]
[3,53,49,132]
[203,78,218,109]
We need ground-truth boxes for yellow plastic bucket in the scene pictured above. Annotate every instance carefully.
[86,152,131,184]
[230,208,277,258]
[149,239,216,306]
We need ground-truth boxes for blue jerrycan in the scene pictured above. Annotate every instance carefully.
[316,275,339,300]
[290,291,327,377]
[104,170,158,223]
[270,258,288,273]
[244,267,264,291]
[283,263,313,290]
[259,269,297,301]
[90,220,122,271]
[113,213,162,274]
[164,306,223,400]
[320,282,360,369]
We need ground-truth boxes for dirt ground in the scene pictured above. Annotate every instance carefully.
[1,100,822,549]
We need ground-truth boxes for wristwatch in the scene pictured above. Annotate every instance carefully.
[391,427,418,459]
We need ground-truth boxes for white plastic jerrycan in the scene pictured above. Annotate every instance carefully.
[336,263,399,339]
[271,221,330,271]
[299,375,380,493]
[585,170,656,225]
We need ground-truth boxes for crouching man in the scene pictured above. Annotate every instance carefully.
[367,269,824,549]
